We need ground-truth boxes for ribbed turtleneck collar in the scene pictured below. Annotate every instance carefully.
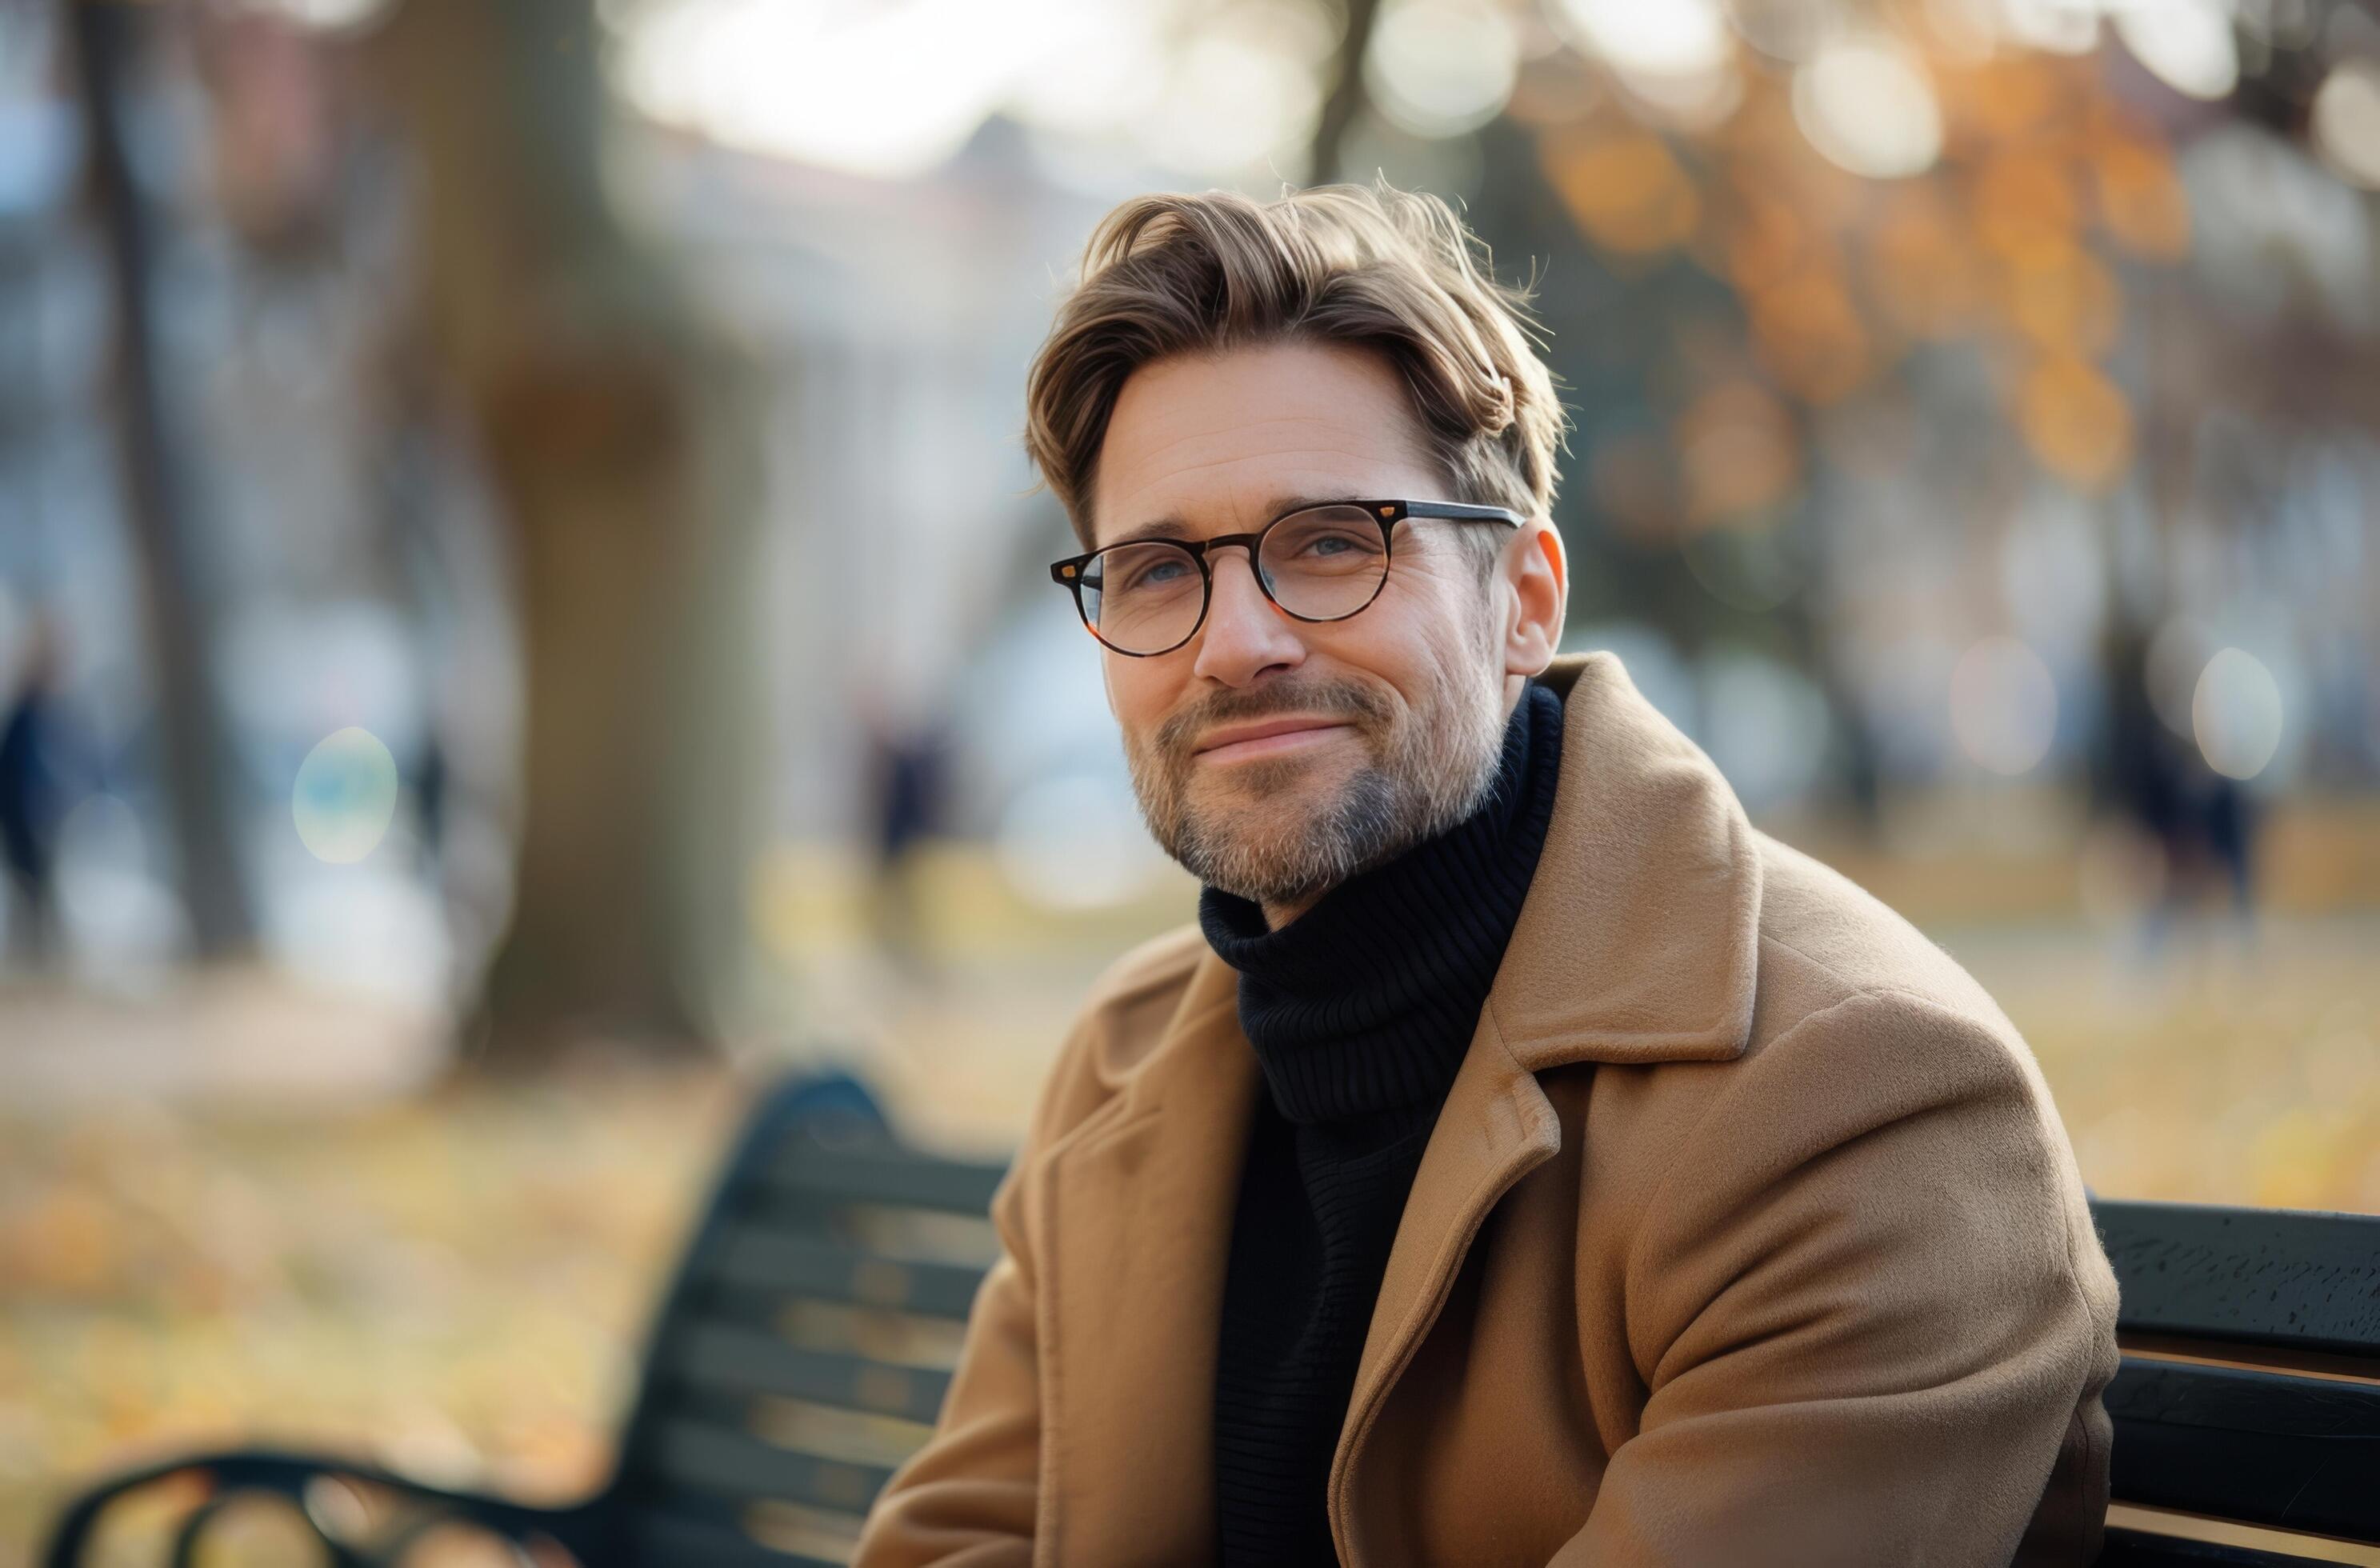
[1197,681,1564,1126]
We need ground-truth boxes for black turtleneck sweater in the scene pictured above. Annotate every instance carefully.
[1198,681,1565,1566]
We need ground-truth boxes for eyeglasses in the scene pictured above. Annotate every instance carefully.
[1049,498,1524,658]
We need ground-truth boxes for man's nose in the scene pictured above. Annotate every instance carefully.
[1191,547,1305,688]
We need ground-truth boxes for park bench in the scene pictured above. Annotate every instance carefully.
[44,1075,2380,1566]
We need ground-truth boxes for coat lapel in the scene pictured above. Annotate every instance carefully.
[1330,998,1560,1561]
[1329,651,1766,1562]
[1039,949,1257,1564]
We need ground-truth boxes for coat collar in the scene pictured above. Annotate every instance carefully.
[1495,650,1764,1070]
[1039,650,1765,1565]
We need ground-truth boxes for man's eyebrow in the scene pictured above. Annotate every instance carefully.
[1104,517,1195,547]
[1102,496,1356,549]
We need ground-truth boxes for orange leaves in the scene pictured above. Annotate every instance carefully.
[1865,186,1988,340]
[0,1072,736,1559]
[2,1186,123,1298]
[1745,266,1873,404]
[2090,136,2193,260]
[2000,237,2122,355]
[1538,126,1702,258]
[1971,148,2082,257]
[1676,377,1803,526]
[2017,354,2136,491]
[1522,25,2197,499]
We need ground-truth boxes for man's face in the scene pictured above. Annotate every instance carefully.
[1090,339,1518,917]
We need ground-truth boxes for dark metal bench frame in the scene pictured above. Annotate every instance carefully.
[41,1077,1008,1568]
[43,1084,2380,1566]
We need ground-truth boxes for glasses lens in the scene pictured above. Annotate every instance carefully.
[1082,541,1204,653]
[1258,506,1390,620]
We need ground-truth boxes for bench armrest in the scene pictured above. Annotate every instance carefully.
[42,1446,602,1568]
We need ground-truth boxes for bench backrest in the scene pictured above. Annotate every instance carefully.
[2089,1197,2380,1565]
[606,1078,1002,1566]
[598,1087,2380,1566]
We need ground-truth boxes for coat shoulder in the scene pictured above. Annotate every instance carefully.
[1022,922,1213,1148]
[1747,828,2018,1045]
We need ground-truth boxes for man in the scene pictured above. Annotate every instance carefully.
[854,185,2119,1567]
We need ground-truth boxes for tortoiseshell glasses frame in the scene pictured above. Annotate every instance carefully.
[1048,498,1524,658]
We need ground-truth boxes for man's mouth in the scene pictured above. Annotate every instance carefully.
[1192,716,1355,766]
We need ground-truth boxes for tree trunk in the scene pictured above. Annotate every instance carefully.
[68,0,257,958]
[1310,0,1383,184]
[374,0,761,1068]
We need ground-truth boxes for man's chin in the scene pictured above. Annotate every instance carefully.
[1188,743,1357,798]
[1172,768,1406,900]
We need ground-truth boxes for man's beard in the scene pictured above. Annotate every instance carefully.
[1122,623,1510,908]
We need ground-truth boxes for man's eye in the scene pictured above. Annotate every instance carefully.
[1294,532,1374,558]
[1122,557,1190,590]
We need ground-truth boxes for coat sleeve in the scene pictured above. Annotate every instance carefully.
[1552,989,2121,1568]
[852,994,1127,1567]
[847,1201,1041,1566]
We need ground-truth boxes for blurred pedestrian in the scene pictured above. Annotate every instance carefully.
[862,709,952,970]
[2103,618,2259,960]
[0,610,84,968]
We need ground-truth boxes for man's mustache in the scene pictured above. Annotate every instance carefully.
[1154,678,1395,759]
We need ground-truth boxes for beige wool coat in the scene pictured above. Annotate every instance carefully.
[854,651,2121,1568]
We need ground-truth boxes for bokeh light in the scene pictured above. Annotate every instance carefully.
[2112,0,2240,102]
[2192,646,2286,781]
[292,727,401,865]
[1551,0,1727,82]
[253,0,395,31]
[2311,60,2380,190]
[1950,635,2060,774]
[1999,0,2102,56]
[611,0,1033,178]
[1551,0,1739,123]
[1792,38,1946,179]
[1364,0,1520,139]
[1138,11,1330,176]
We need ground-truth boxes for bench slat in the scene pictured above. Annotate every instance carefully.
[2106,1357,2380,1542]
[664,1322,952,1424]
[627,1506,846,1568]
[2098,1529,2341,1566]
[2094,1200,2380,1358]
[705,1228,988,1318]
[646,1418,898,1516]
[762,1145,1007,1215]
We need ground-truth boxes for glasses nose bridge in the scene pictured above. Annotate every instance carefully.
[1196,530,1272,597]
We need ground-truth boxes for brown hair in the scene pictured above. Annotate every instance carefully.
[1025,183,1566,550]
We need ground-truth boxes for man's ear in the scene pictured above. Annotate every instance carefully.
[1501,518,1567,678]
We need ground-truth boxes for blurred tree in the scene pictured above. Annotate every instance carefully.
[68,0,257,958]
[1310,0,1382,183]
[374,0,762,1067]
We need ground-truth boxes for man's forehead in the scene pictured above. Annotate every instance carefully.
[1089,343,1438,544]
